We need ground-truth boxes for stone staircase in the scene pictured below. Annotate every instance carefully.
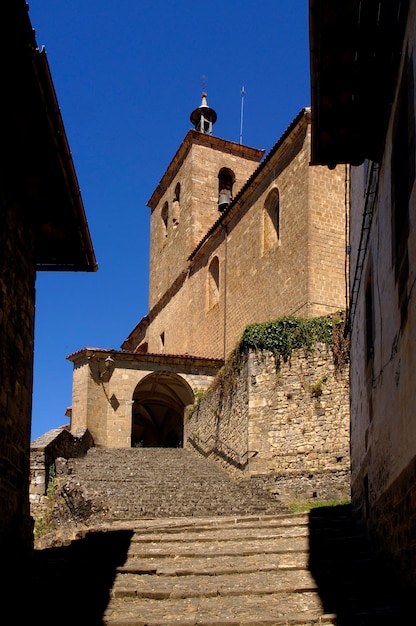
[29,448,410,625]
[60,447,288,520]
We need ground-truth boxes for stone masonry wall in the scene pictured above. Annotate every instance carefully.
[185,344,350,503]
[148,139,261,309]
[247,344,350,474]
[185,357,250,473]
[29,426,94,518]
[0,191,36,561]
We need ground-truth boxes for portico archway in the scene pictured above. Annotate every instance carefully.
[131,371,194,447]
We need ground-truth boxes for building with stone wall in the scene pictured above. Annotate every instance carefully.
[1,0,96,586]
[123,106,346,359]
[67,99,347,453]
[185,342,350,499]
[309,0,416,591]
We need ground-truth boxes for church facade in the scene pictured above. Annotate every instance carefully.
[67,98,347,450]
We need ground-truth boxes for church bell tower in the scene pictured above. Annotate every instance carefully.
[146,93,264,310]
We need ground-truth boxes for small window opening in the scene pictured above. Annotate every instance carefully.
[161,201,169,237]
[208,256,220,308]
[263,188,280,252]
[174,182,181,202]
[172,182,180,226]
[160,332,165,347]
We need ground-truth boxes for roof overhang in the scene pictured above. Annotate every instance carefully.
[309,0,409,167]
[2,0,97,271]
[67,347,224,373]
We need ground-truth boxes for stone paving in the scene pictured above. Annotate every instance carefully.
[28,448,411,625]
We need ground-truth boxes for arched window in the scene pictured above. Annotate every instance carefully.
[218,168,235,211]
[161,201,169,237]
[208,256,220,308]
[172,182,180,226]
[174,182,181,203]
[263,188,280,252]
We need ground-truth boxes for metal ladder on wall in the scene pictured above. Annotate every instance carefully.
[346,161,380,333]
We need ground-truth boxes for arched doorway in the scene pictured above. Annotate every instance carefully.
[131,371,194,448]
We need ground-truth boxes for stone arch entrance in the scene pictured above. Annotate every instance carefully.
[131,371,194,448]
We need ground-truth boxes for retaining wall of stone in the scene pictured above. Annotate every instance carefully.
[185,344,351,503]
[30,426,93,517]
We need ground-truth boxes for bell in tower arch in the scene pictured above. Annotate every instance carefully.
[218,167,235,212]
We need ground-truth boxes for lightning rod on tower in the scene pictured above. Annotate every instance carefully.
[239,86,245,144]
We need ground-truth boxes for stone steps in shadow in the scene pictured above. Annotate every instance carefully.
[31,507,410,625]
[30,449,410,624]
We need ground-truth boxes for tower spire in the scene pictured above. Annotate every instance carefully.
[190,92,217,135]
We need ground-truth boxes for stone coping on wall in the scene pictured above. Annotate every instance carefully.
[66,346,224,371]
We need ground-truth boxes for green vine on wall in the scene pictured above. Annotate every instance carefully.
[237,311,349,368]
[191,312,349,414]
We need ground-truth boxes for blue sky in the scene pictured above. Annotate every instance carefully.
[29,0,310,440]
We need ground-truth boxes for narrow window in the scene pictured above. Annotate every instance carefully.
[263,188,280,253]
[160,332,165,347]
[208,256,220,308]
[172,183,180,226]
[174,182,181,203]
[161,201,169,237]
[218,168,235,211]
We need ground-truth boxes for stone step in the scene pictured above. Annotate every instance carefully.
[117,550,310,577]
[102,513,408,625]
[32,449,409,624]
[103,592,336,626]
[31,511,408,625]
[111,568,319,598]
[62,447,286,521]
[103,591,334,625]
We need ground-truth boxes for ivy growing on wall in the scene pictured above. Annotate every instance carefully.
[195,311,349,405]
[237,311,349,368]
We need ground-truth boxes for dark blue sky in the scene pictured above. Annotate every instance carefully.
[29,0,310,440]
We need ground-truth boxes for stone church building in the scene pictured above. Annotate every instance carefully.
[66,96,347,452]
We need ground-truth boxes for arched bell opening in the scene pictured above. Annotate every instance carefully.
[131,371,194,448]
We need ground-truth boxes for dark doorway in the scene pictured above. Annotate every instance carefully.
[131,371,194,448]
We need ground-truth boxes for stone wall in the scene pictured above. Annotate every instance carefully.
[0,191,36,562]
[29,426,94,517]
[348,9,416,588]
[247,345,350,474]
[185,355,251,473]
[185,343,350,504]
